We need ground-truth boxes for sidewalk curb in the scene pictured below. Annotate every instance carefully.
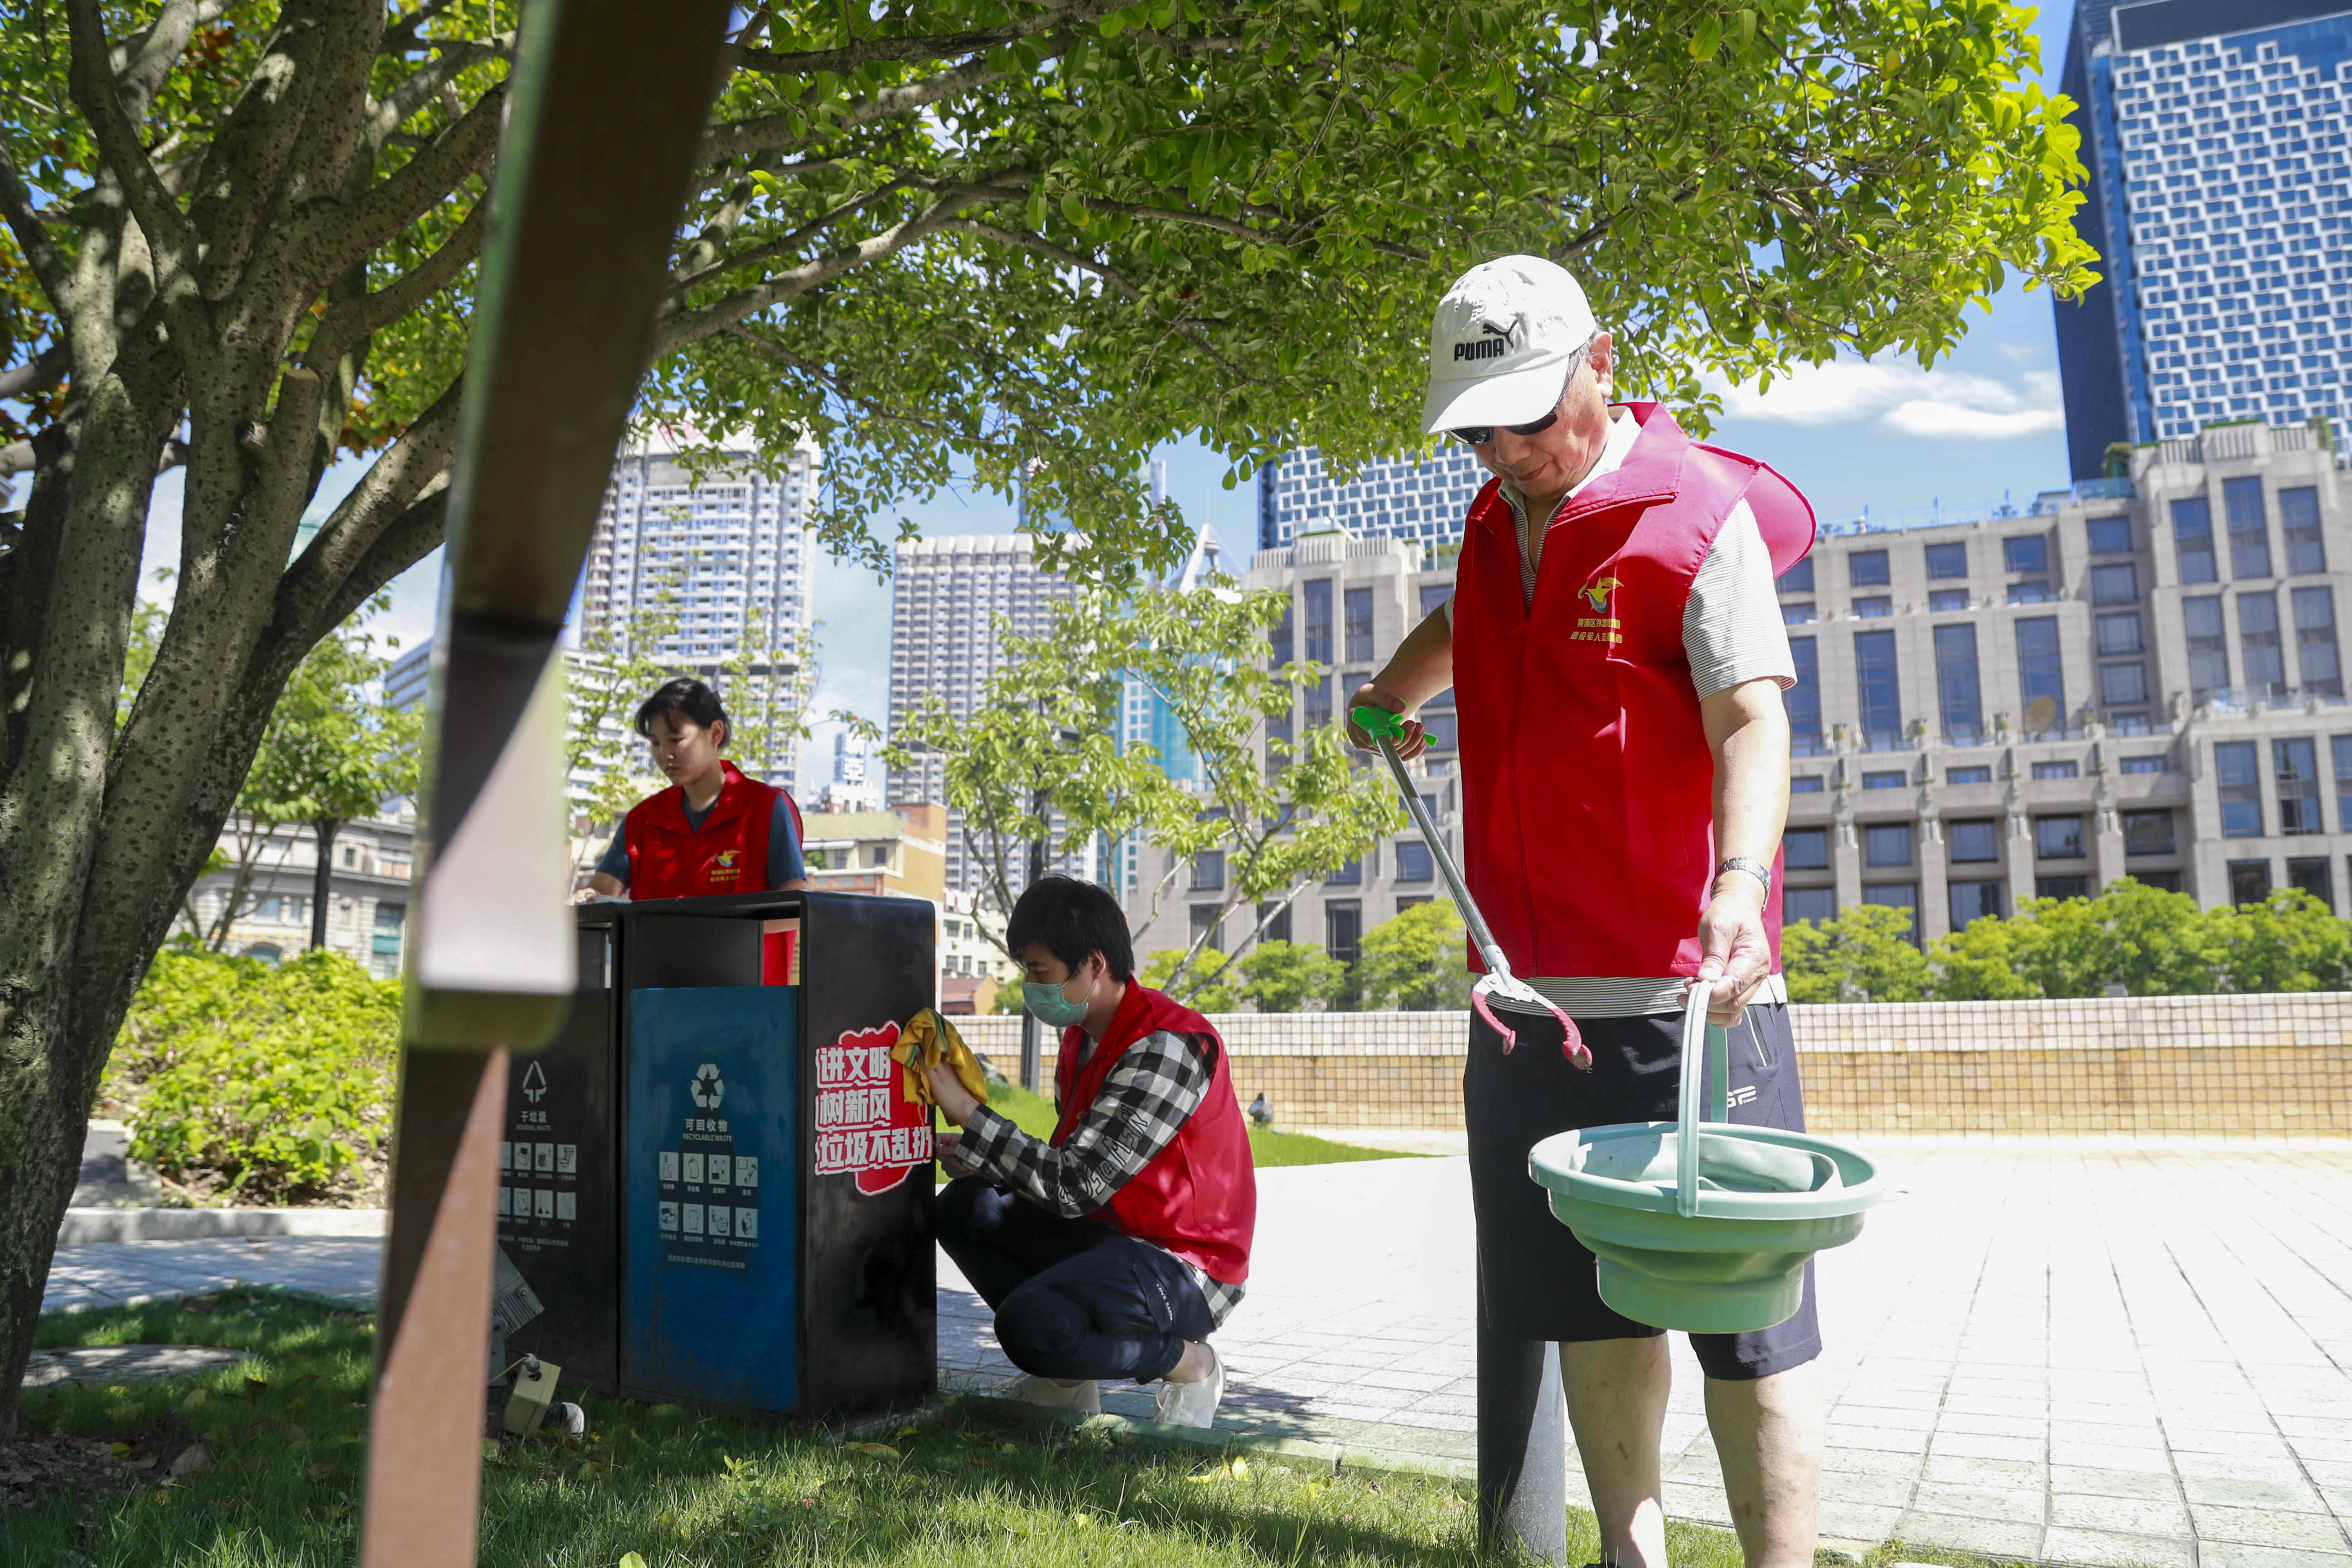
[57,1208,388,1244]
[962,1394,1471,1485]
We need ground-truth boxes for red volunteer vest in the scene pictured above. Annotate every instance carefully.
[620,760,804,901]
[1452,402,1815,980]
[1050,982,1257,1285]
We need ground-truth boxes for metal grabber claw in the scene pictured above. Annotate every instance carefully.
[1350,705,1591,1069]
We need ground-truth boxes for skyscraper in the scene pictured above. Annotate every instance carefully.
[2054,0,2352,480]
[886,534,1096,895]
[1255,445,1491,551]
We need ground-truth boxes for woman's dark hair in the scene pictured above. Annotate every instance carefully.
[634,677,729,744]
[1005,876,1134,982]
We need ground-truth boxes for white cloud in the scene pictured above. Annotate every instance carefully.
[1709,360,2063,440]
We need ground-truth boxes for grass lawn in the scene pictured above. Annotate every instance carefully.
[953,1081,1411,1176]
[17,1287,1993,1568]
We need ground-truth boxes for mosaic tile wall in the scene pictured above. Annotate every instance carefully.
[953,995,2352,1138]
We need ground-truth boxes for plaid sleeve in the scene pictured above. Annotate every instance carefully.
[958,1030,1208,1219]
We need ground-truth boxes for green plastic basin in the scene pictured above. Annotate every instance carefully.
[1524,992,1887,1334]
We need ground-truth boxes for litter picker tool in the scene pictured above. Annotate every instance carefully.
[1352,706,1590,1067]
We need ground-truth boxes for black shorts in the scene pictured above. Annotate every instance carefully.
[1464,999,1821,1381]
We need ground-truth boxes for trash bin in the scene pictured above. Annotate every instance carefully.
[616,890,936,1419]
[494,909,622,1390]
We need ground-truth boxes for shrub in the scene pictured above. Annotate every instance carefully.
[1354,902,1474,1011]
[116,949,400,1205]
[1780,905,1930,1003]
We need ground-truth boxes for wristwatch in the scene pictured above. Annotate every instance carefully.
[1715,856,1772,896]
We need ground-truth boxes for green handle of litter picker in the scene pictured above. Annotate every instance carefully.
[1350,703,1408,741]
[1676,986,1733,1219]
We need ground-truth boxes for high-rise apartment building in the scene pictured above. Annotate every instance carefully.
[886,533,1098,896]
[2055,0,2352,479]
[580,435,817,789]
[1255,445,1491,550]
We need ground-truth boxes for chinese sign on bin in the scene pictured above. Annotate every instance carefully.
[814,1022,930,1196]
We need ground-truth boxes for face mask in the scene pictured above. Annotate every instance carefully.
[1022,969,1096,1029]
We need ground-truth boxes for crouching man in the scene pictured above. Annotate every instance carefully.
[925,876,1255,1428]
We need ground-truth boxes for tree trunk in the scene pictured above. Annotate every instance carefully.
[312,818,342,951]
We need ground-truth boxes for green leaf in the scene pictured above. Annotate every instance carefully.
[1691,15,1722,58]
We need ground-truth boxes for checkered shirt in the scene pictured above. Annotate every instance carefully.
[958,1028,1245,1329]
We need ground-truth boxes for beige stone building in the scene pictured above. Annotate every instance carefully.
[179,808,417,977]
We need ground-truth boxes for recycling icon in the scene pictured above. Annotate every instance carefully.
[691,1063,725,1110]
[521,1061,548,1104]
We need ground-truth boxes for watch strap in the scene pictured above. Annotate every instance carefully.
[1716,856,1772,894]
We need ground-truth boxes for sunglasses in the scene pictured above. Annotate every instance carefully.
[1444,340,1593,447]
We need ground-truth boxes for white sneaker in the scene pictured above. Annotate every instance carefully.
[1152,1345,1223,1429]
[1011,1375,1099,1413]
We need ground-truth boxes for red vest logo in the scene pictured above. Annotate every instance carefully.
[1573,573,1624,645]
[813,1023,932,1195]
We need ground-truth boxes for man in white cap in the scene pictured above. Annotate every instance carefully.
[1348,256,1820,1568]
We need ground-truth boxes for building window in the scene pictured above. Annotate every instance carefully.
[2335,736,2352,833]
[1948,765,1994,785]
[2007,580,2056,605]
[1422,710,1459,752]
[1924,542,1967,579]
[1928,589,1970,612]
[1418,582,1452,620]
[2174,496,2217,585]
[1853,595,1893,618]
[1849,549,1890,587]
[2228,859,2272,906]
[2003,535,2048,575]
[2034,815,2085,859]
[1270,596,1294,668]
[1790,774,1825,794]
[2035,876,2091,900]
[1190,850,1226,891]
[252,894,307,925]
[2123,810,2176,857]
[1782,602,1817,624]
[2288,857,2334,911]
[2294,586,2342,698]
[2238,591,2286,696]
[1325,857,1360,886]
[2033,760,2079,780]
[2136,871,2183,893]
[1189,905,1225,952]
[1784,827,1831,870]
[2216,740,2263,838]
[1779,557,1815,593]
[1862,884,1918,942]
[1784,886,1836,924]
[1324,900,1362,967]
[1934,623,1982,739]
[1303,578,1333,663]
[1395,840,1433,882]
[2100,662,2150,707]
[1257,901,1292,945]
[2086,517,2132,556]
[2120,755,2168,774]
[2089,563,2139,605]
[1304,673,1332,730]
[2281,486,2326,576]
[1948,818,2000,862]
[2276,737,2323,836]
[241,943,284,964]
[2096,612,2144,657]
[868,845,890,869]
[1344,586,1375,662]
[1862,769,1907,789]
[2224,476,2273,579]
[2014,617,2066,731]
[1864,822,1913,867]
[1949,881,2004,929]
[1854,629,1902,740]
[2185,595,2230,701]
[1787,635,1822,739]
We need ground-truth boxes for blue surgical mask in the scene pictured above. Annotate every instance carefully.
[1022,970,1096,1029]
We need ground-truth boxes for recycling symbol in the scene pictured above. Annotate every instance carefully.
[690,1063,725,1110]
[521,1062,548,1105]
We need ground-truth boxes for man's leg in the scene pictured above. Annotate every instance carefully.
[992,1236,1214,1384]
[1704,1362,1824,1568]
[935,1177,1111,1310]
[1559,1337,1673,1568]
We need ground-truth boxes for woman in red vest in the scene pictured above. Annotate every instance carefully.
[1349,257,1817,1568]
[923,876,1255,1429]
[580,677,811,901]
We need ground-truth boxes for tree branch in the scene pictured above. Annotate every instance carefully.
[275,79,503,287]
[0,132,76,313]
[304,195,487,371]
[63,0,203,282]
[702,52,1005,163]
[362,34,513,150]
[673,179,908,291]
[0,344,71,402]
[733,0,1119,77]
[934,218,1142,301]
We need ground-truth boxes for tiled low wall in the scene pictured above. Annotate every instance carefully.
[953,993,2352,1139]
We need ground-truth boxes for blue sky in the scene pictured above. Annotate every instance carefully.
[131,2,2088,789]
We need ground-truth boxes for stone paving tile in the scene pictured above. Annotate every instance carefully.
[2198,1545,2352,1568]
[2190,1505,2352,1551]
[2041,1525,2198,1568]
[1895,1510,2047,1557]
[2184,1479,2336,1513]
[1910,1481,2047,1524]
[2050,1491,2195,1535]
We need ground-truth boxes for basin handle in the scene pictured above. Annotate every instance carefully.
[1675,986,1732,1219]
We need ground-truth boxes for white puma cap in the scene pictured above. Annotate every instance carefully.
[1420,255,1599,434]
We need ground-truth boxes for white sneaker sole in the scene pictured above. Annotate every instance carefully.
[1153,1346,1223,1428]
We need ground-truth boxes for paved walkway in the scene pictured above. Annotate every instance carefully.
[43,1144,2352,1568]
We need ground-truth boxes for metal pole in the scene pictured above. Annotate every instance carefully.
[1477,1280,1568,1565]
[357,2,729,1563]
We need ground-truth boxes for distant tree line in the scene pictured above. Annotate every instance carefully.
[1147,900,1473,1013]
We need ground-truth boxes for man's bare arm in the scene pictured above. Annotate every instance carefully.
[1345,605,1456,759]
[1695,677,1791,1026]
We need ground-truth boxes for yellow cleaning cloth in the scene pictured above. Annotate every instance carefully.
[893,1008,991,1109]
